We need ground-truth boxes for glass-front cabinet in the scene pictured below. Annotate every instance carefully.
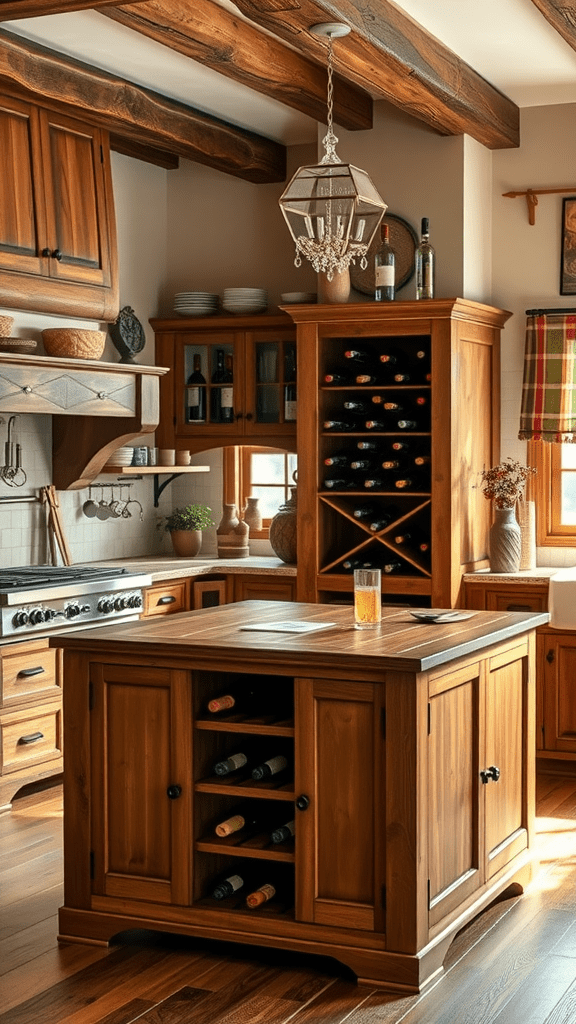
[151,314,297,453]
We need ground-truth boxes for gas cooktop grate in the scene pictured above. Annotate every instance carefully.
[0,565,130,591]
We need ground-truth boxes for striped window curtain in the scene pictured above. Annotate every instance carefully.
[518,312,576,442]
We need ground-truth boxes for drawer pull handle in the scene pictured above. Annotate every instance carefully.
[18,731,44,745]
[166,785,182,799]
[546,649,555,663]
[480,765,501,784]
[506,603,532,612]
[158,596,176,605]
[17,666,46,678]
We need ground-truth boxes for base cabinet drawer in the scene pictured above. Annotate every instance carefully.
[1,644,58,705]
[143,580,189,617]
[1,700,62,774]
[233,574,296,603]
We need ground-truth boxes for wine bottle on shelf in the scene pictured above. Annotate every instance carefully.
[393,372,411,384]
[391,439,413,452]
[220,353,234,423]
[343,347,375,364]
[324,452,352,467]
[342,557,376,571]
[210,867,253,900]
[371,397,404,412]
[349,458,374,471]
[270,819,295,844]
[251,754,289,780]
[206,683,263,715]
[210,348,227,423]
[396,419,419,431]
[355,373,382,385]
[364,419,389,431]
[323,419,356,432]
[374,223,395,302]
[343,399,371,415]
[352,504,377,520]
[323,477,356,490]
[393,527,431,552]
[379,350,400,365]
[187,354,207,423]
[414,395,430,408]
[393,476,424,491]
[381,459,401,470]
[245,876,284,908]
[324,371,354,386]
[284,347,297,422]
[213,751,250,776]
[357,439,384,452]
[369,515,395,533]
[414,454,431,467]
[415,217,435,300]
[383,561,403,574]
[364,477,389,490]
[214,803,271,838]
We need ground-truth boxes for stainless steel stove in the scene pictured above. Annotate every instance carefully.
[0,565,152,640]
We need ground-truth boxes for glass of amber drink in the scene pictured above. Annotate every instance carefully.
[353,569,382,629]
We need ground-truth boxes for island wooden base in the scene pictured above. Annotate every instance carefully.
[53,602,545,994]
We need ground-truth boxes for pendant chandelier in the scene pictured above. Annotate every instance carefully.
[278,23,387,281]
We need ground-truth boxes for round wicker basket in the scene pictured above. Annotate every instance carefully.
[0,315,15,336]
[41,328,106,360]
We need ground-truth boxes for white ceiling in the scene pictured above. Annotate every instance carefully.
[5,0,576,146]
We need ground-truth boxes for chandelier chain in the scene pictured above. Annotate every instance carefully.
[320,34,340,165]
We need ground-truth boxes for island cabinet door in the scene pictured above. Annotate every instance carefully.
[90,663,193,906]
[294,677,385,933]
[483,639,532,879]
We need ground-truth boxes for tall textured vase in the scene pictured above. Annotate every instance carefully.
[489,507,521,573]
[517,499,536,570]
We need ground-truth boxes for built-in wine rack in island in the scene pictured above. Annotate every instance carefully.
[285,299,511,608]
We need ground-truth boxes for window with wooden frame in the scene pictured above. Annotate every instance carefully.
[223,446,297,538]
[529,439,576,545]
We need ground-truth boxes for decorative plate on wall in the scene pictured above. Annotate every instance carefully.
[350,213,419,297]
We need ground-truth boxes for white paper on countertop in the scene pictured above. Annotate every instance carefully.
[240,620,337,634]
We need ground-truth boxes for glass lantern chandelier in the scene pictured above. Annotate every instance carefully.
[279,23,387,281]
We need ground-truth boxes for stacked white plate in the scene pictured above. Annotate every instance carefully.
[222,288,267,315]
[105,446,135,467]
[174,292,219,317]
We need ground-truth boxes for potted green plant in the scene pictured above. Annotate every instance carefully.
[162,503,214,558]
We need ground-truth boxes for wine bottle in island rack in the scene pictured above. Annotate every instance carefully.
[214,803,272,837]
[187,354,206,423]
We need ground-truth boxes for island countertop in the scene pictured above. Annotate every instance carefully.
[51,599,549,673]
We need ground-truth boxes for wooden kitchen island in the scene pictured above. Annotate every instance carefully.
[53,601,548,993]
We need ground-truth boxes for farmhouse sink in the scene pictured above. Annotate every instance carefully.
[549,567,576,629]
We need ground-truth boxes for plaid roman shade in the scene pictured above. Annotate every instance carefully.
[518,312,576,442]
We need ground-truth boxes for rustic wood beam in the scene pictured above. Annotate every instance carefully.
[529,0,576,49]
[109,133,179,169]
[0,0,142,18]
[232,0,520,149]
[104,0,372,131]
[0,29,286,182]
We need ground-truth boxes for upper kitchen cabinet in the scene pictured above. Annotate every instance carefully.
[0,90,118,320]
[151,314,297,454]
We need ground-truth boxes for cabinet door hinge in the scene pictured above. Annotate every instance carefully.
[89,680,95,711]
[381,708,386,738]
[90,850,95,880]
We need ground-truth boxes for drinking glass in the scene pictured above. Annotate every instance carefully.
[353,569,382,629]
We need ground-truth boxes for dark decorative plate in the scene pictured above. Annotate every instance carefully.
[350,213,419,297]
[109,306,145,364]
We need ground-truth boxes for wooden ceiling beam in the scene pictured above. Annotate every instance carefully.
[232,0,520,149]
[0,29,286,182]
[103,0,372,131]
[529,0,576,49]
[0,0,143,18]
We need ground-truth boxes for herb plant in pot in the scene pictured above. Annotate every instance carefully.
[162,504,214,558]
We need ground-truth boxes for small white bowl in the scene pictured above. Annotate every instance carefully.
[280,292,317,304]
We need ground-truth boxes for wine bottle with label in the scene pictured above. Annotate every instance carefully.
[374,222,395,302]
[187,354,207,423]
[415,217,435,300]
[213,751,253,777]
[284,346,297,422]
[214,803,270,838]
[210,348,227,423]
[220,353,234,423]
[270,819,295,844]
[251,754,289,780]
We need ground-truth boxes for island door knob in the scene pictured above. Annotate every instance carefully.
[480,765,501,784]
[295,794,310,811]
[52,248,63,261]
[166,785,182,799]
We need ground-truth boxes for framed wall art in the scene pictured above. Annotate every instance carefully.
[560,197,576,295]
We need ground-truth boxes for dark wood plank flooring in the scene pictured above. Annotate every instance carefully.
[2,772,576,1023]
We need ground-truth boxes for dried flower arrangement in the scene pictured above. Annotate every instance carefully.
[480,457,536,509]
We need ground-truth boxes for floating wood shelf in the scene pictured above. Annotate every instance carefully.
[99,464,210,506]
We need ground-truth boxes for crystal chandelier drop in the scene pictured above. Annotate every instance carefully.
[278,23,387,281]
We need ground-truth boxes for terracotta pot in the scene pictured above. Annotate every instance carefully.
[269,486,297,564]
[170,529,202,558]
[243,497,263,533]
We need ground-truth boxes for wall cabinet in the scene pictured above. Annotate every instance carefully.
[0,90,118,319]
[57,605,538,992]
[0,637,62,811]
[286,299,510,607]
[151,314,297,454]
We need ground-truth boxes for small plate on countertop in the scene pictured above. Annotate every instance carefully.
[409,609,476,623]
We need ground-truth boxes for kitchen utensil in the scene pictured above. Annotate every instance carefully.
[96,486,111,520]
[41,485,72,565]
[82,486,98,518]
[125,498,144,521]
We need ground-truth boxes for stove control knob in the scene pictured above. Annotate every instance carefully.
[12,610,29,628]
[29,608,46,625]
[44,608,57,621]
[128,594,143,608]
[98,597,113,614]
[65,603,81,619]
[114,596,129,611]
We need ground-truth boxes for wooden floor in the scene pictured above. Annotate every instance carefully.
[2,773,576,1024]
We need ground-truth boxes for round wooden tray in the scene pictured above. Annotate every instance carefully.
[350,213,418,296]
